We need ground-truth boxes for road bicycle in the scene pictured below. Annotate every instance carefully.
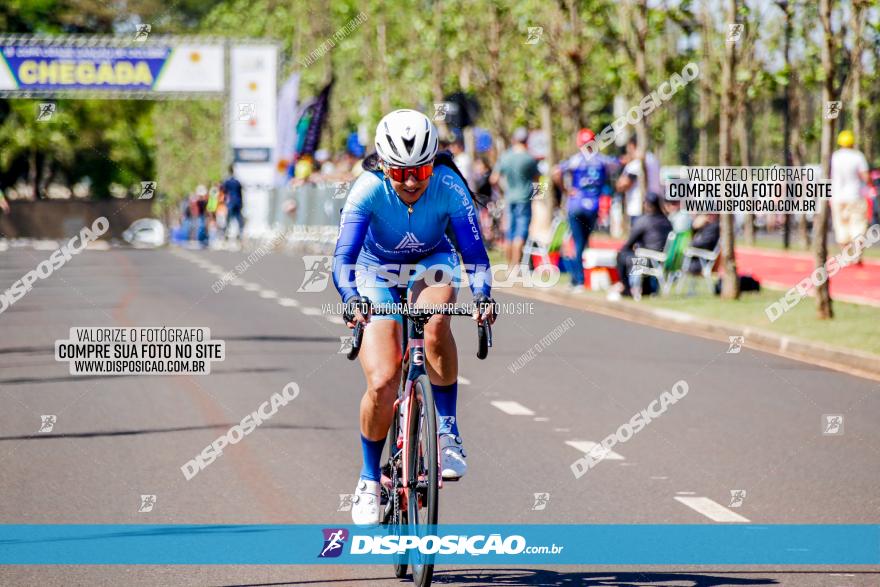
[347,302,492,587]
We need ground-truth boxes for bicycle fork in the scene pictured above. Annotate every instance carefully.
[399,337,443,493]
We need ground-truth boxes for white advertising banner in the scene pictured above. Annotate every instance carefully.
[229,44,278,236]
[154,44,224,93]
[0,39,224,95]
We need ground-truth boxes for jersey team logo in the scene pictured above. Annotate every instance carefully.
[318,528,348,558]
[394,232,425,251]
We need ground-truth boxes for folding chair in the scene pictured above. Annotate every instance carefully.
[523,212,569,269]
[677,242,722,295]
[632,231,688,297]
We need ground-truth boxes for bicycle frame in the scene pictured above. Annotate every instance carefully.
[345,302,492,586]
[397,314,440,491]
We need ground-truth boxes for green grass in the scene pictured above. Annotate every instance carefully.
[632,288,880,354]
[488,248,880,354]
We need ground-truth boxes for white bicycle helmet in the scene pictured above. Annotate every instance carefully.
[374,109,439,167]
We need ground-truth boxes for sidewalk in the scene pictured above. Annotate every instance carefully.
[589,235,880,306]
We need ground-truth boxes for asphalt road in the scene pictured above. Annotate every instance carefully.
[1,242,878,586]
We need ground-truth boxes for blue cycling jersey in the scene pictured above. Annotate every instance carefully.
[559,152,617,213]
[332,166,491,302]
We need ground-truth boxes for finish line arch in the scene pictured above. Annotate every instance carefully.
[0,34,279,235]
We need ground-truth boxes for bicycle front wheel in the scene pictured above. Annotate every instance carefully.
[387,380,408,579]
[406,374,438,587]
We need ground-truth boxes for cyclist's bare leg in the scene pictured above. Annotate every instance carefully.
[409,281,457,385]
[358,320,402,441]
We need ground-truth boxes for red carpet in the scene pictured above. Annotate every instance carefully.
[589,236,880,306]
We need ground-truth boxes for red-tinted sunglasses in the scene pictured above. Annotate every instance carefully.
[383,162,434,182]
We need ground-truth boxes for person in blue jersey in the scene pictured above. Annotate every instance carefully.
[553,128,619,292]
[332,109,497,526]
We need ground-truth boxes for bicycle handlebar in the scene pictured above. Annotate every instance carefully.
[345,304,493,361]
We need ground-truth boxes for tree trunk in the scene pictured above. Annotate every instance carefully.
[813,0,835,319]
[634,0,650,209]
[29,147,41,200]
[432,0,448,138]
[376,18,390,113]
[540,85,556,216]
[737,99,754,244]
[789,72,810,247]
[487,2,506,154]
[697,5,712,167]
[849,0,865,145]
[780,0,793,249]
[564,0,585,129]
[719,0,740,299]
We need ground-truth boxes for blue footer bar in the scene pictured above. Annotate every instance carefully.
[0,525,878,565]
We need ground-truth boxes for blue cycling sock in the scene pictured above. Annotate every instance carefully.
[359,434,386,482]
[433,381,459,435]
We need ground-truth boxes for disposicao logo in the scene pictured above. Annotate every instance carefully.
[318,528,349,558]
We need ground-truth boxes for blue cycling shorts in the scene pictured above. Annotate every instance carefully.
[355,248,461,324]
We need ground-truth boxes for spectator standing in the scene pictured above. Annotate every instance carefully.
[830,130,870,264]
[616,137,662,224]
[870,170,880,228]
[491,127,540,267]
[221,165,245,244]
[611,192,672,299]
[449,139,473,190]
[553,128,619,292]
[194,185,209,246]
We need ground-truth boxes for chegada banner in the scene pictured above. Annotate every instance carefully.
[0,37,224,96]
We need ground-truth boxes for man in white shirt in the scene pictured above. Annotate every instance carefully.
[831,130,870,263]
[616,137,662,221]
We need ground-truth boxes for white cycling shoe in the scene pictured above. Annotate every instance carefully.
[439,434,467,480]
[351,479,381,526]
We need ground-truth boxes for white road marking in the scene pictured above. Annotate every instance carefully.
[300,307,323,316]
[490,401,535,416]
[553,428,570,433]
[259,290,278,299]
[676,491,696,495]
[651,476,669,480]
[533,417,549,422]
[564,440,625,461]
[244,283,261,292]
[457,376,471,385]
[674,496,750,523]
[325,315,345,325]
[278,298,300,307]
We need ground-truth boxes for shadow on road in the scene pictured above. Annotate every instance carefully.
[0,422,336,441]
[432,569,781,586]
[220,569,782,586]
[222,335,340,344]
[0,366,283,385]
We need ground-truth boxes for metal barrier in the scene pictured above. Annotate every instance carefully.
[266,180,348,249]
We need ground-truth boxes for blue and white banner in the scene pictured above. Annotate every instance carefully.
[1,524,878,565]
[0,43,224,94]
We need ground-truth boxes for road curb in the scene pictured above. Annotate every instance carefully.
[503,286,880,383]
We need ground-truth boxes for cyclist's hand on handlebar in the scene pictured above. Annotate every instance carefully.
[472,294,497,325]
[343,295,371,328]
